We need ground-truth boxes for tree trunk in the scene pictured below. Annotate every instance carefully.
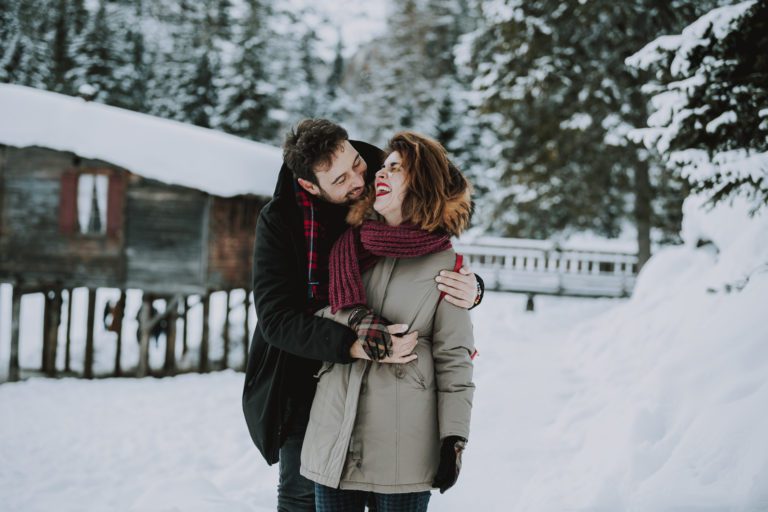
[635,164,652,270]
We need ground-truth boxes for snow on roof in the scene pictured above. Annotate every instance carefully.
[0,84,282,197]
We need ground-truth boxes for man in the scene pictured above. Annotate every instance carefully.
[242,119,483,511]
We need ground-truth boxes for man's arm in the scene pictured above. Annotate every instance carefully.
[435,262,485,310]
[252,208,356,363]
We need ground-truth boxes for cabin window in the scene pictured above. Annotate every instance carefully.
[77,173,109,235]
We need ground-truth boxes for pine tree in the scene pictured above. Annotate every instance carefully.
[67,0,121,102]
[462,0,716,265]
[219,0,280,142]
[628,0,768,210]
[1,0,54,88]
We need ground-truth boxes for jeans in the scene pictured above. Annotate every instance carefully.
[277,402,315,512]
[315,484,431,512]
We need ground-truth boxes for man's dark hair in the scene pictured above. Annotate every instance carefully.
[283,119,348,185]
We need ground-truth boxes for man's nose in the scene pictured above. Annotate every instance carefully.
[352,170,366,188]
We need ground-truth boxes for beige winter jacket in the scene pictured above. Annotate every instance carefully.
[300,249,475,493]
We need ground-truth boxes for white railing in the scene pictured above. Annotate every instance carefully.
[454,236,638,298]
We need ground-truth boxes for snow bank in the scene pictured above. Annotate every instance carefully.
[515,194,768,511]
[0,84,282,197]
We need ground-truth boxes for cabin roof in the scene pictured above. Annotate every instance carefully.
[0,84,282,197]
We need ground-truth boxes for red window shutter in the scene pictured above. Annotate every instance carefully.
[59,169,78,234]
[106,172,125,238]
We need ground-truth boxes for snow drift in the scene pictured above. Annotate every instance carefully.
[514,194,768,511]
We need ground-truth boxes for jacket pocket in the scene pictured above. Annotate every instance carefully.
[405,360,427,390]
[314,361,334,379]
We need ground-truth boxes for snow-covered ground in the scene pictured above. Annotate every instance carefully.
[1,194,767,511]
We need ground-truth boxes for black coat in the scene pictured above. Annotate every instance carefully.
[242,140,386,465]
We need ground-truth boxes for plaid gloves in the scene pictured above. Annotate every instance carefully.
[432,436,467,493]
[347,306,393,361]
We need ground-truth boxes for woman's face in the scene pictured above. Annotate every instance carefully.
[374,151,408,225]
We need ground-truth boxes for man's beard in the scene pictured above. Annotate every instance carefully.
[316,184,365,205]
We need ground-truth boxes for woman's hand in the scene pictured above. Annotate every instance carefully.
[351,325,418,364]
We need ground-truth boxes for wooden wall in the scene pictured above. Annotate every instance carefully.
[0,145,268,295]
[124,176,209,294]
[0,146,126,289]
[207,196,263,290]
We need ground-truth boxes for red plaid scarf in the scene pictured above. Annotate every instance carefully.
[329,220,452,313]
[295,183,328,309]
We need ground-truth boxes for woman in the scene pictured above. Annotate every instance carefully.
[300,131,476,511]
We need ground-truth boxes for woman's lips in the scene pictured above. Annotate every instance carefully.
[375,181,391,197]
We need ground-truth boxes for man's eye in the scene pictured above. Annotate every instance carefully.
[338,176,346,184]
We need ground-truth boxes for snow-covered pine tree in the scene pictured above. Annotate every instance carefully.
[628,0,768,210]
[66,0,133,104]
[462,0,715,266]
[0,0,54,89]
[219,0,280,143]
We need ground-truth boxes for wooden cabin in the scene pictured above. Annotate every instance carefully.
[0,84,282,381]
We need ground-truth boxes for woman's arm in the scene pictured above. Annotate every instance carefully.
[431,298,475,441]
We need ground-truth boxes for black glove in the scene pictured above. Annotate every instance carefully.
[432,435,466,493]
[347,306,393,361]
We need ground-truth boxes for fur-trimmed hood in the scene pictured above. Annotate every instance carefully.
[346,183,473,237]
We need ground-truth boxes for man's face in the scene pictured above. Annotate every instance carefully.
[298,140,368,204]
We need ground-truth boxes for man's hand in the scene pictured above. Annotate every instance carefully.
[435,262,479,309]
[379,328,418,364]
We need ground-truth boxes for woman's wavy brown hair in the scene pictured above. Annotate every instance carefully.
[346,131,473,235]
[388,131,472,236]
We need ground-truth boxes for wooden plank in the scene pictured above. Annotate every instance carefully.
[137,294,152,378]
[163,297,177,376]
[200,292,210,373]
[181,296,189,356]
[9,285,21,382]
[43,288,62,377]
[106,172,125,238]
[222,290,230,369]
[65,288,73,372]
[42,289,51,372]
[84,288,96,379]
[243,290,251,371]
[113,290,126,377]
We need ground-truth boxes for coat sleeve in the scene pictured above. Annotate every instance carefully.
[431,298,475,441]
[252,207,356,363]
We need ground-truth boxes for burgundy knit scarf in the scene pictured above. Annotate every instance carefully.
[329,220,452,313]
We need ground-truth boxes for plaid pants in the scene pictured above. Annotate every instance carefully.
[315,484,431,512]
